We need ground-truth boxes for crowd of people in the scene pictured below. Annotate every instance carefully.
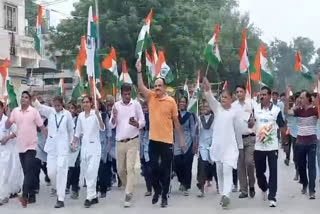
[0,61,320,210]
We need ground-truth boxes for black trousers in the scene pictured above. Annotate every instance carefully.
[97,160,112,193]
[34,158,49,191]
[296,143,317,193]
[254,150,278,201]
[149,140,173,199]
[141,158,152,192]
[66,166,80,192]
[19,150,37,199]
[233,169,238,186]
[197,155,218,189]
[174,145,194,190]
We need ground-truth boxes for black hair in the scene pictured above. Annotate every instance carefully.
[121,83,132,94]
[235,85,246,91]
[22,91,31,99]
[301,90,313,103]
[295,92,301,100]
[261,86,272,95]
[82,96,93,103]
[280,93,286,97]
[179,96,189,104]
[53,96,64,104]
[272,91,279,96]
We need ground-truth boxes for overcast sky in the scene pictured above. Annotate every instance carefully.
[45,0,320,49]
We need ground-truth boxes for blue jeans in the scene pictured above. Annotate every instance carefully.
[296,143,317,193]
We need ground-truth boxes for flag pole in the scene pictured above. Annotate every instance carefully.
[205,63,210,77]
[95,0,100,49]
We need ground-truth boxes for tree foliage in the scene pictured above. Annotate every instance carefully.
[47,0,319,92]
[50,0,262,88]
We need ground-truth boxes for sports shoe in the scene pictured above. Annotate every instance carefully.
[197,185,204,198]
[183,189,190,196]
[220,196,230,209]
[124,194,132,208]
[262,191,267,201]
[269,200,277,207]
[65,188,70,195]
[309,192,316,200]
[100,192,106,198]
[54,200,64,208]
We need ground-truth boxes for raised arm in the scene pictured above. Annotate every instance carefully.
[33,99,54,118]
[136,60,152,100]
[202,77,220,114]
[284,87,294,116]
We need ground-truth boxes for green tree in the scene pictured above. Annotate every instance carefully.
[51,0,261,90]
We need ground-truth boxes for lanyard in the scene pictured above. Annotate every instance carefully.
[55,114,64,130]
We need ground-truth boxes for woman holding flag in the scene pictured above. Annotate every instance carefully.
[71,96,105,208]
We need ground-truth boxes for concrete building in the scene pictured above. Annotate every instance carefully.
[0,0,74,102]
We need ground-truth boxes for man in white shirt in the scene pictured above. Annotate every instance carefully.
[232,85,256,199]
[110,83,145,208]
[249,86,287,208]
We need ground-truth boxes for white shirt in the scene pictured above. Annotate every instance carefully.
[109,99,145,141]
[205,91,243,169]
[34,100,74,155]
[253,103,281,151]
[75,110,105,154]
[232,99,255,135]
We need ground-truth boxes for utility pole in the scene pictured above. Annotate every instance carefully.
[95,0,100,49]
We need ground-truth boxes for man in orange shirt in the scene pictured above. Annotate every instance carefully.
[137,60,184,208]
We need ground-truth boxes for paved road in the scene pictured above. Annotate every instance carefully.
[2,151,320,214]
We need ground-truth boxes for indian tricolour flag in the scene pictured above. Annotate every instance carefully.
[239,29,250,73]
[102,47,118,80]
[295,50,309,73]
[252,42,273,88]
[155,51,174,83]
[86,6,101,101]
[0,58,18,109]
[57,78,65,96]
[187,70,201,114]
[145,43,158,86]
[119,60,137,99]
[35,5,43,55]
[135,9,153,59]
[183,79,190,101]
[259,43,273,87]
[72,36,86,99]
[204,24,221,70]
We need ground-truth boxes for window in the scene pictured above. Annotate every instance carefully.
[4,3,17,32]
